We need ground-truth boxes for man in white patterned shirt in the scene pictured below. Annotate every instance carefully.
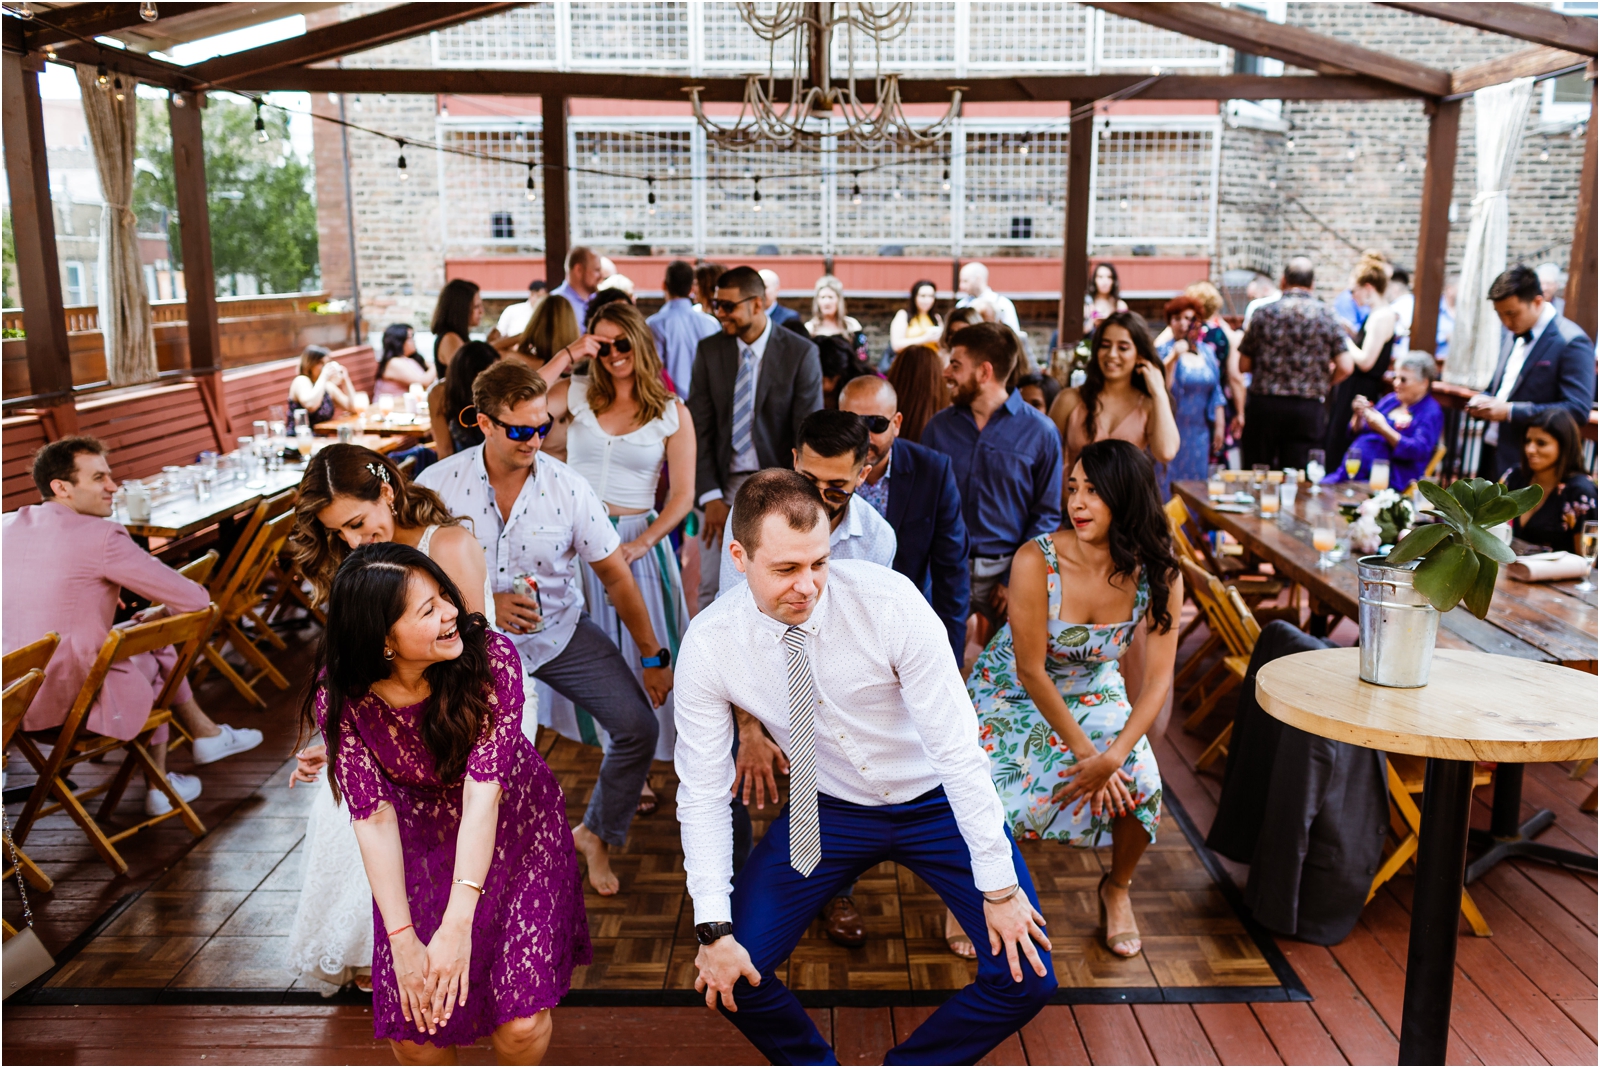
[675,470,1055,1064]
[417,360,672,897]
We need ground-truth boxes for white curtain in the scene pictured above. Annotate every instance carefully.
[75,65,158,386]
[1445,77,1534,389]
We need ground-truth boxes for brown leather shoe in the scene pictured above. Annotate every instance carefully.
[821,896,866,948]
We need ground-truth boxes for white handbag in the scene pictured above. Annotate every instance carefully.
[2,807,55,999]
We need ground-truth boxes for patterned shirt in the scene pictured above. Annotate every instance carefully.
[1239,290,1349,401]
[855,452,891,517]
[416,445,621,671]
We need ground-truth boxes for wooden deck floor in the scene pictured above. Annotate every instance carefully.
[4,610,1596,1064]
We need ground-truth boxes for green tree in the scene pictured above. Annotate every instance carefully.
[134,95,319,294]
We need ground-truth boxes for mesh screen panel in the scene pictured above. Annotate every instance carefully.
[1092,126,1217,246]
[962,127,1069,247]
[432,4,557,67]
[439,125,543,249]
[705,143,824,252]
[832,138,951,250]
[967,3,1091,71]
[1097,11,1228,70]
[571,126,696,248]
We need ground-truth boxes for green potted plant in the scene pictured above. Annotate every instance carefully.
[1356,478,1543,687]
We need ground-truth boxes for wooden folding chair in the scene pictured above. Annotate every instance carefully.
[3,632,61,688]
[3,669,53,896]
[1369,753,1493,937]
[161,552,218,753]
[1176,559,1263,772]
[10,605,219,874]
[193,507,298,708]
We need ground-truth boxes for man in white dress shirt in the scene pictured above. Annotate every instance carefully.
[675,470,1055,1064]
[416,360,673,897]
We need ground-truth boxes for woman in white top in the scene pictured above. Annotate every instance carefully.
[805,275,866,356]
[281,444,493,994]
[539,301,696,814]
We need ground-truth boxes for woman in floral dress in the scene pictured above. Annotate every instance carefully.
[304,542,590,1063]
[966,439,1183,960]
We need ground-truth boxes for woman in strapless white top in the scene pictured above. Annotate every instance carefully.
[537,302,696,812]
[281,444,495,993]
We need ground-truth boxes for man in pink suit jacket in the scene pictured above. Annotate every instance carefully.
[3,437,263,814]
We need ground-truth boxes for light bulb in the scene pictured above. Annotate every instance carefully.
[171,91,185,108]
[1395,159,1405,173]
[1268,178,1277,190]
[397,151,408,181]
[15,2,32,18]
[525,168,536,201]
[254,115,268,143]
[42,44,56,61]
[1286,137,1295,152]
[1347,146,1357,161]
[1119,197,1130,211]
[96,64,110,90]
[114,76,125,102]
[139,0,158,21]
[941,166,950,191]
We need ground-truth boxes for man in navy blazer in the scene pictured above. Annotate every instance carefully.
[1468,265,1597,477]
[840,376,970,664]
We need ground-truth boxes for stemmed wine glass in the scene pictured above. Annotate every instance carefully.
[1577,520,1598,594]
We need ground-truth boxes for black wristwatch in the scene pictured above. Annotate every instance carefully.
[695,921,733,946]
[641,647,671,669]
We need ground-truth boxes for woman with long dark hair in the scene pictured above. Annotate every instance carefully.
[885,343,950,443]
[890,279,944,359]
[964,440,1181,961]
[1500,407,1597,553]
[430,279,483,372]
[288,345,355,426]
[302,543,589,1061]
[1084,262,1129,332]
[427,341,500,460]
[376,324,436,399]
[1050,310,1179,481]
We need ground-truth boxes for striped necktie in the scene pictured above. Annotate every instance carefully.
[731,344,756,458]
[782,625,822,877]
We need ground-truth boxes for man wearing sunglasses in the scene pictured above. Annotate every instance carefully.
[687,266,822,611]
[417,360,671,897]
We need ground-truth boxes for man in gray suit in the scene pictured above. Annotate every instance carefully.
[688,265,823,607]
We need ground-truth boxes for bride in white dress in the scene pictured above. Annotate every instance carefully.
[282,445,494,993]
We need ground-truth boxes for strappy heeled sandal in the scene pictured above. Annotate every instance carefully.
[1098,872,1142,958]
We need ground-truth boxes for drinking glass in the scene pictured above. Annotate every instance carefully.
[1307,449,1326,493]
[1369,459,1391,493]
[1279,477,1298,512]
[268,405,286,426]
[296,425,314,459]
[1313,524,1338,568]
[1207,463,1226,501]
[1577,521,1599,594]
[1344,456,1362,497]
[1259,483,1280,518]
[292,409,310,435]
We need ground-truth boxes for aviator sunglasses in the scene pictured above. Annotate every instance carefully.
[470,410,554,442]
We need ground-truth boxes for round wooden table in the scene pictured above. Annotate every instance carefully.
[1256,647,1597,1066]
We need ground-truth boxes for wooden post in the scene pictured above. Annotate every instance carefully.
[542,93,570,290]
[1057,102,1094,354]
[2,50,77,433]
[1410,97,1461,357]
[1563,71,1597,339]
[169,90,232,449]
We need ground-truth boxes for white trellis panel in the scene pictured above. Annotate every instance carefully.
[1089,117,1221,247]
[567,2,692,70]
[436,123,544,249]
[432,4,558,68]
[960,124,1069,249]
[831,136,952,252]
[703,142,825,253]
[1095,10,1230,71]
[700,2,802,74]
[965,3,1092,72]
[831,2,958,74]
[570,122,697,249]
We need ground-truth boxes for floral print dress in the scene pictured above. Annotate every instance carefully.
[967,534,1162,846]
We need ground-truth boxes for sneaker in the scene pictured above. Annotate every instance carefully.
[146,772,202,816]
[191,723,264,765]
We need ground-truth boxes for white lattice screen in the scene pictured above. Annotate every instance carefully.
[967,3,1092,71]
[1090,123,1219,246]
[568,1,692,69]
[571,126,696,249]
[961,127,1069,248]
[438,125,544,248]
[704,143,824,252]
[700,2,801,73]
[833,2,958,73]
[833,137,951,250]
[1096,11,1229,70]
[432,3,557,68]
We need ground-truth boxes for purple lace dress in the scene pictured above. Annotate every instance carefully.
[316,632,591,1046]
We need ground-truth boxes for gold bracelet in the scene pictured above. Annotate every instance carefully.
[453,877,485,895]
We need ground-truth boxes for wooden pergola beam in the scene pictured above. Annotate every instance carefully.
[1057,103,1094,354]
[228,67,1421,101]
[1409,98,1461,359]
[48,38,195,89]
[184,2,523,87]
[542,94,570,293]
[1088,2,1452,97]
[1565,75,1597,338]
[1382,2,1597,58]
[1452,45,1588,95]
[22,2,225,50]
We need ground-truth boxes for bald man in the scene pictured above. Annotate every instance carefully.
[956,262,1023,345]
[758,269,801,329]
[839,376,970,665]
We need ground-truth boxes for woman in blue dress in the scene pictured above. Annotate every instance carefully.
[966,440,1183,960]
[1155,295,1225,499]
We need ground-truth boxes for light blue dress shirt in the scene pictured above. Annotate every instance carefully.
[647,297,721,399]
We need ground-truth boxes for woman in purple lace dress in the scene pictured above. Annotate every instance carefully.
[304,542,590,1063]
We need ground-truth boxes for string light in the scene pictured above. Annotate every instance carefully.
[892,178,902,200]
[751,175,762,212]
[41,43,56,61]
[139,0,158,21]
[1018,132,1030,156]
[850,172,862,205]
[1539,137,1550,162]
[254,99,269,143]
[95,63,109,90]
[941,165,950,191]
[1285,136,1295,152]
[1395,150,1406,174]
[646,177,655,214]
[525,163,537,201]
[14,1,32,17]
[113,73,125,102]
[171,89,186,109]
[1119,196,1130,211]
[396,140,409,182]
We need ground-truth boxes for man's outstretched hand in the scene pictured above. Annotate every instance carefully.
[694,935,761,1012]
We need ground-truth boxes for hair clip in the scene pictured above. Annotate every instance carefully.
[366,462,390,484]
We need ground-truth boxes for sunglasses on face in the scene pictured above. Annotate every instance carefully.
[857,414,891,434]
[482,411,554,442]
[595,336,632,358]
[711,296,757,315]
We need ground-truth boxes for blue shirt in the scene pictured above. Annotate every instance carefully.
[647,298,721,399]
[921,390,1062,563]
[551,280,590,326]
[769,302,801,328]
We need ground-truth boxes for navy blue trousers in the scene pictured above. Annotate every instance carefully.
[722,788,1056,1065]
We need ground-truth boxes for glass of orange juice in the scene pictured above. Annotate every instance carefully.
[1313,525,1338,568]
[1259,484,1280,518]
[1369,459,1390,493]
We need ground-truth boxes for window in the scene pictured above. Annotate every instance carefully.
[1542,2,1596,121]
[490,211,515,240]
[64,261,86,305]
[1009,216,1034,239]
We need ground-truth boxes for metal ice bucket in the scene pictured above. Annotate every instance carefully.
[1357,555,1439,688]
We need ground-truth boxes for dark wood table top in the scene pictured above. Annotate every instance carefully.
[1172,480,1598,671]
[119,465,306,540]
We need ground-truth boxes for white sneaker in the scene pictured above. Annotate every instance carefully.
[191,723,264,765]
[146,771,202,816]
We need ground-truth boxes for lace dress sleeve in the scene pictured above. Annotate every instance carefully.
[465,632,527,788]
[318,687,394,821]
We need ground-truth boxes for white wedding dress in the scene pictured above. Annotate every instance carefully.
[284,525,497,994]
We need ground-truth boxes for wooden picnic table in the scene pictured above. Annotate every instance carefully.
[1171,479,1598,672]
[314,412,430,439]
[119,464,306,541]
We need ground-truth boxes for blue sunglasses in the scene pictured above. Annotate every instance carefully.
[473,410,554,442]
